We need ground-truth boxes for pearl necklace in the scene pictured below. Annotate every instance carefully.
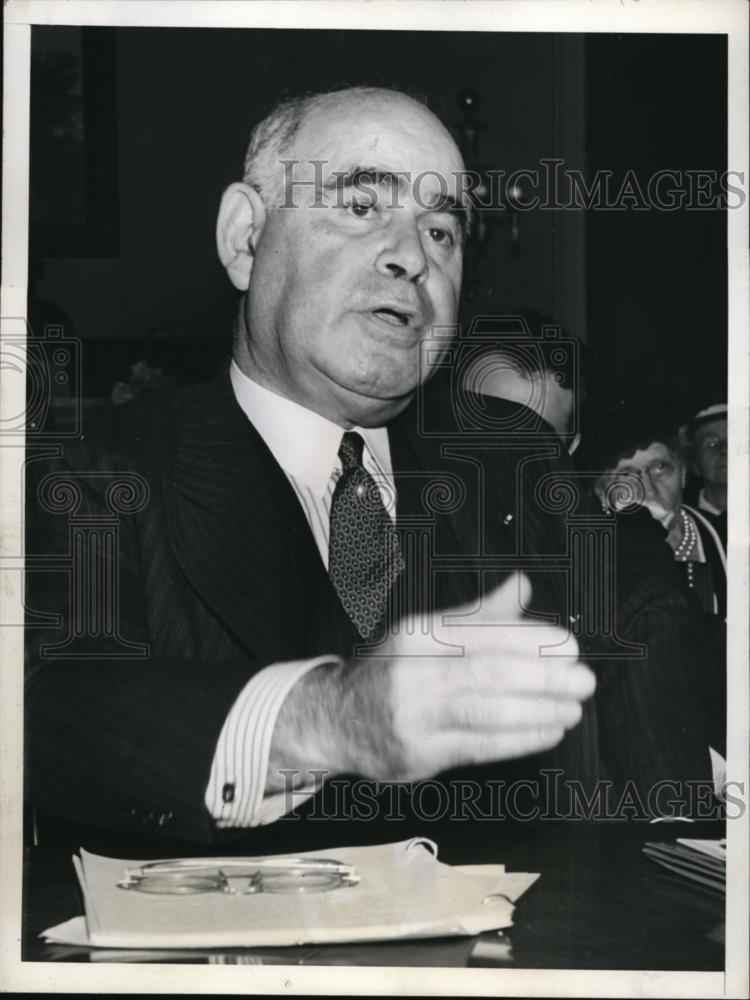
[674,508,697,588]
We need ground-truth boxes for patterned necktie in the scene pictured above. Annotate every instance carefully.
[329,432,404,640]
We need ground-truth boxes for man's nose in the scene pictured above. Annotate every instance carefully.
[375,217,428,284]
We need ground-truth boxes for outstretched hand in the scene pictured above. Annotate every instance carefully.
[341,572,595,780]
[268,573,595,788]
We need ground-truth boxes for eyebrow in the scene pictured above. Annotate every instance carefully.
[322,166,407,193]
[322,166,471,242]
[425,191,471,241]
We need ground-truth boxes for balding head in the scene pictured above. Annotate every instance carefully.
[242,86,464,211]
[216,85,467,427]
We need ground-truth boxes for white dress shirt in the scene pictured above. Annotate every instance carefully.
[204,361,394,827]
[697,488,723,518]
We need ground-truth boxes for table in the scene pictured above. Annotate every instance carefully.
[23,820,725,969]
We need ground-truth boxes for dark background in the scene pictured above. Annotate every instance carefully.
[28,26,727,416]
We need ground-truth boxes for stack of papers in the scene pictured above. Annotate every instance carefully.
[642,838,726,893]
[42,837,539,949]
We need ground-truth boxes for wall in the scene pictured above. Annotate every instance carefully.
[585,34,727,406]
[31,27,588,360]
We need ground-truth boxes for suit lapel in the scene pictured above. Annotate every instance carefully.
[388,400,485,620]
[163,375,341,663]
[387,390,559,622]
[162,379,549,661]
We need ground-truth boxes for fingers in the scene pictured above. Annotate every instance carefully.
[462,617,580,659]
[432,726,569,771]
[389,641,596,735]
[385,574,598,780]
[502,660,596,700]
[442,693,584,732]
[460,652,595,701]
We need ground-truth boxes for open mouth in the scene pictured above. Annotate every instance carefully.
[372,307,411,328]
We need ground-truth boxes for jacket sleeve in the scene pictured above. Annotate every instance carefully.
[24,446,257,843]
[592,517,720,801]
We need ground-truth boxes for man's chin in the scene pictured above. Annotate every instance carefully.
[346,389,418,427]
[326,377,421,428]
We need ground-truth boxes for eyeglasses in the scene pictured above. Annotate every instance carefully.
[117,856,360,896]
[609,459,675,484]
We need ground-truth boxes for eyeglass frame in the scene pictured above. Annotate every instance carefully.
[117,855,360,896]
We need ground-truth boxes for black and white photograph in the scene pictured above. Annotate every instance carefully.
[1,1,748,995]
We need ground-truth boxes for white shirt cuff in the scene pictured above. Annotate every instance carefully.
[204,656,337,828]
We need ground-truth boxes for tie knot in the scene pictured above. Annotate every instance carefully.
[338,431,365,472]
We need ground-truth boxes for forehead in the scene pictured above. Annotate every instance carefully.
[613,441,674,470]
[289,93,466,197]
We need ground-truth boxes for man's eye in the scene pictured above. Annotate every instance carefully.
[652,461,671,475]
[427,226,453,246]
[349,199,375,218]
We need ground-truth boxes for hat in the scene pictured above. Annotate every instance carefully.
[685,402,727,435]
[586,394,688,473]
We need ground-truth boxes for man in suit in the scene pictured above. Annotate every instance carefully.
[682,404,727,519]
[25,87,711,844]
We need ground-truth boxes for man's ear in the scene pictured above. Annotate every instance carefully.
[216,182,267,291]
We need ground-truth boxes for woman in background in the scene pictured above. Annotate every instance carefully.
[589,398,727,759]
[593,404,726,620]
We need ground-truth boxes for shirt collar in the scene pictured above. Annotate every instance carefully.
[698,488,723,518]
[230,360,392,496]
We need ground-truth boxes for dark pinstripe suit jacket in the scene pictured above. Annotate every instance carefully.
[25,372,714,842]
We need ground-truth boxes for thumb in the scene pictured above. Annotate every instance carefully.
[483,571,533,621]
[438,571,533,632]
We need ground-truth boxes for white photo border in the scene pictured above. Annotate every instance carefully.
[1,1,748,996]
